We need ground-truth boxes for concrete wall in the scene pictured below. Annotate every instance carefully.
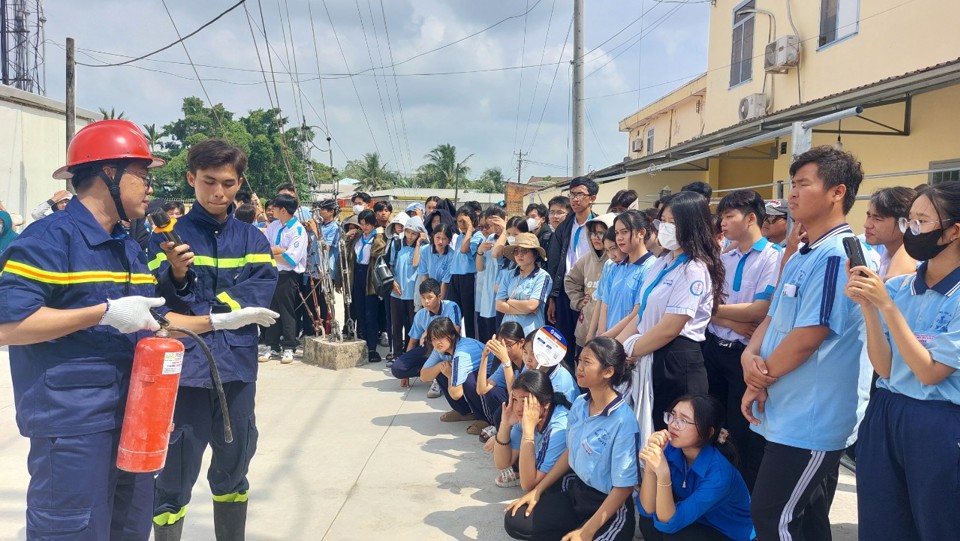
[705,0,960,132]
[0,85,100,227]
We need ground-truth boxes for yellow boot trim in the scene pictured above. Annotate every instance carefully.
[212,491,248,503]
[153,506,187,526]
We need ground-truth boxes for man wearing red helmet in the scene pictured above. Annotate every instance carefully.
[0,120,277,541]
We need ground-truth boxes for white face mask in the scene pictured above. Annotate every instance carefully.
[352,204,364,215]
[657,222,680,251]
[526,217,540,232]
[507,235,517,245]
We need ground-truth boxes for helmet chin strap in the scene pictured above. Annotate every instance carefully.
[97,161,130,224]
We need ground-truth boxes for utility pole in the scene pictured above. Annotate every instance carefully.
[572,0,585,177]
[453,153,474,207]
[1,0,8,85]
[515,150,526,183]
[65,37,75,192]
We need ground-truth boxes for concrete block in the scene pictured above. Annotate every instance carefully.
[302,336,368,370]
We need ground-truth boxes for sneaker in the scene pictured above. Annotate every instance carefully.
[479,425,498,443]
[257,345,272,363]
[495,468,520,488]
[426,380,442,399]
[280,349,294,364]
[260,349,280,363]
[378,332,389,347]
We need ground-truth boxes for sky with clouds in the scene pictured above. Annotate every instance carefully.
[37,0,710,180]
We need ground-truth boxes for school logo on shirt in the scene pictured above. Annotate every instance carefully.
[581,428,610,456]
[689,280,705,296]
[934,311,951,332]
[915,333,934,346]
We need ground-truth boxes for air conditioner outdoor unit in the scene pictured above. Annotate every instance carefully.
[764,35,800,74]
[631,138,644,152]
[738,93,768,122]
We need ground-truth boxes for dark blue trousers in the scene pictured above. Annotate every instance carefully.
[857,388,960,541]
[352,264,380,353]
[27,429,153,540]
[154,382,258,523]
[391,345,429,379]
[554,289,579,367]
[435,372,472,415]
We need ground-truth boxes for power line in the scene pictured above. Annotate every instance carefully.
[365,0,409,173]
[379,0,413,178]
[519,0,558,152]
[585,1,685,79]
[512,0,532,153]
[77,0,248,68]
[159,0,228,136]
[526,15,573,155]
[585,106,610,164]
[354,0,401,172]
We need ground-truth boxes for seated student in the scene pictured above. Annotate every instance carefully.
[846,181,960,541]
[470,322,528,440]
[497,233,553,335]
[389,278,461,387]
[492,370,572,490]
[637,393,754,541]
[505,337,639,541]
[419,317,486,424]
[522,327,581,406]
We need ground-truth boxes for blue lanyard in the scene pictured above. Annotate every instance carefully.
[637,253,689,321]
[357,233,374,262]
[572,213,594,253]
[732,251,751,292]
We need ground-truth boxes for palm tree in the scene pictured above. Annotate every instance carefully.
[98,107,126,120]
[421,144,471,189]
[352,152,394,191]
[143,124,162,151]
[473,167,506,194]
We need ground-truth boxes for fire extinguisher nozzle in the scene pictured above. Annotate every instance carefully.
[169,326,234,445]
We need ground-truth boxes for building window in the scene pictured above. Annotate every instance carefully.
[730,0,755,88]
[819,0,859,47]
[929,159,960,185]
[646,128,655,155]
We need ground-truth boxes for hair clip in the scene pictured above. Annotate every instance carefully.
[717,428,730,445]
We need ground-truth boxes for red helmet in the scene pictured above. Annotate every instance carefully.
[53,119,165,179]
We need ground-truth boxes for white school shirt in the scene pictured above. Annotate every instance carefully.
[354,232,376,265]
[634,252,713,342]
[265,217,308,273]
[565,214,593,273]
[708,238,782,344]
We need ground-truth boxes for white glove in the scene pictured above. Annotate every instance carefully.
[210,307,279,331]
[100,296,165,333]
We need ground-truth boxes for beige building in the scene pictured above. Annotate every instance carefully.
[530,0,960,222]
[0,85,100,227]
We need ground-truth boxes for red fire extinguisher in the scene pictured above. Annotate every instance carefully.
[117,311,233,473]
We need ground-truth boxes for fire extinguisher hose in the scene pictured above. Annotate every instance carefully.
[169,325,234,444]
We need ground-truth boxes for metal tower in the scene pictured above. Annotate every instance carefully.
[1,0,46,94]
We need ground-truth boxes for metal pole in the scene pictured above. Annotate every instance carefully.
[1,0,8,85]
[454,167,459,207]
[65,37,75,191]
[572,0,584,177]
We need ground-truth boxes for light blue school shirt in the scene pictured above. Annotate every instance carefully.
[548,365,581,406]
[391,244,417,300]
[709,237,782,344]
[320,219,341,274]
[566,392,640,494]
[408,300,462,341]
[476,233,500,318]
[752,224,873,451]
[496,260,517,302]
[422,337,485,386]
[510,404,570,474]
[637,444,755,541]
[496,267,553,335]
[490,363,524,388]
[877,265,960,405]
[419,244,453,284]
[451,230,484,275]
[604,253,656,328]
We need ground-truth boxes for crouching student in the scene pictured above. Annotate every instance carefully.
[504,337,639,541]
[492,370,572,490]
[419,317,485,423]
[472,322,528,441]
[637,393,754,541]
[390,278,461,387]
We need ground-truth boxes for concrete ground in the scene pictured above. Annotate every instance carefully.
[0,345,858,540]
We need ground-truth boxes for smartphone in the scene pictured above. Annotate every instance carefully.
[842,237,868,276]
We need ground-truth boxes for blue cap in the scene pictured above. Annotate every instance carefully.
[405,202,425,214]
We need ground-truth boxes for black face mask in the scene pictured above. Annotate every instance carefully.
[902,228,951,261]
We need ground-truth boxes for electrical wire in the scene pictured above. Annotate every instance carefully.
[355,0,402,173]
[526,15,573,155]
[585,2,684,79]
[379,0,414,179]
[77,0,248,68]
[519,0,558,153]
[512,0,532,154]
[366,0,409,173]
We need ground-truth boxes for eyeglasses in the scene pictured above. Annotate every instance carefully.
[589,230,605,238]
[549,210,568,217]
[664,411,694,431]
[125,169,153,190]
[898,217,957,235]
[502,339,519,348]
[569,191,593,201]
[764,216,785,224]
[513,247,533,257]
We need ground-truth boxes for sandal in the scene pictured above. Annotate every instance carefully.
[466,420,490,435]
[439,410,476,423]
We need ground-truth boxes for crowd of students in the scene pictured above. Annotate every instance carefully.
[367,145,958,541]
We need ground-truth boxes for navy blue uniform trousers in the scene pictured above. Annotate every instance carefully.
[856,388,960,541]
[154,382,258,519]
[27,429,153,540]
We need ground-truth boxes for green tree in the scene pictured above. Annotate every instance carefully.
[342,152,395,191]
[98,107,125,120]
[143,124,162,152]
[472,167,506,193]
[419,144,471,189]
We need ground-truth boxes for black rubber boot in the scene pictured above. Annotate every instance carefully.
[213,500,247,541]
[153,520,184,541]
